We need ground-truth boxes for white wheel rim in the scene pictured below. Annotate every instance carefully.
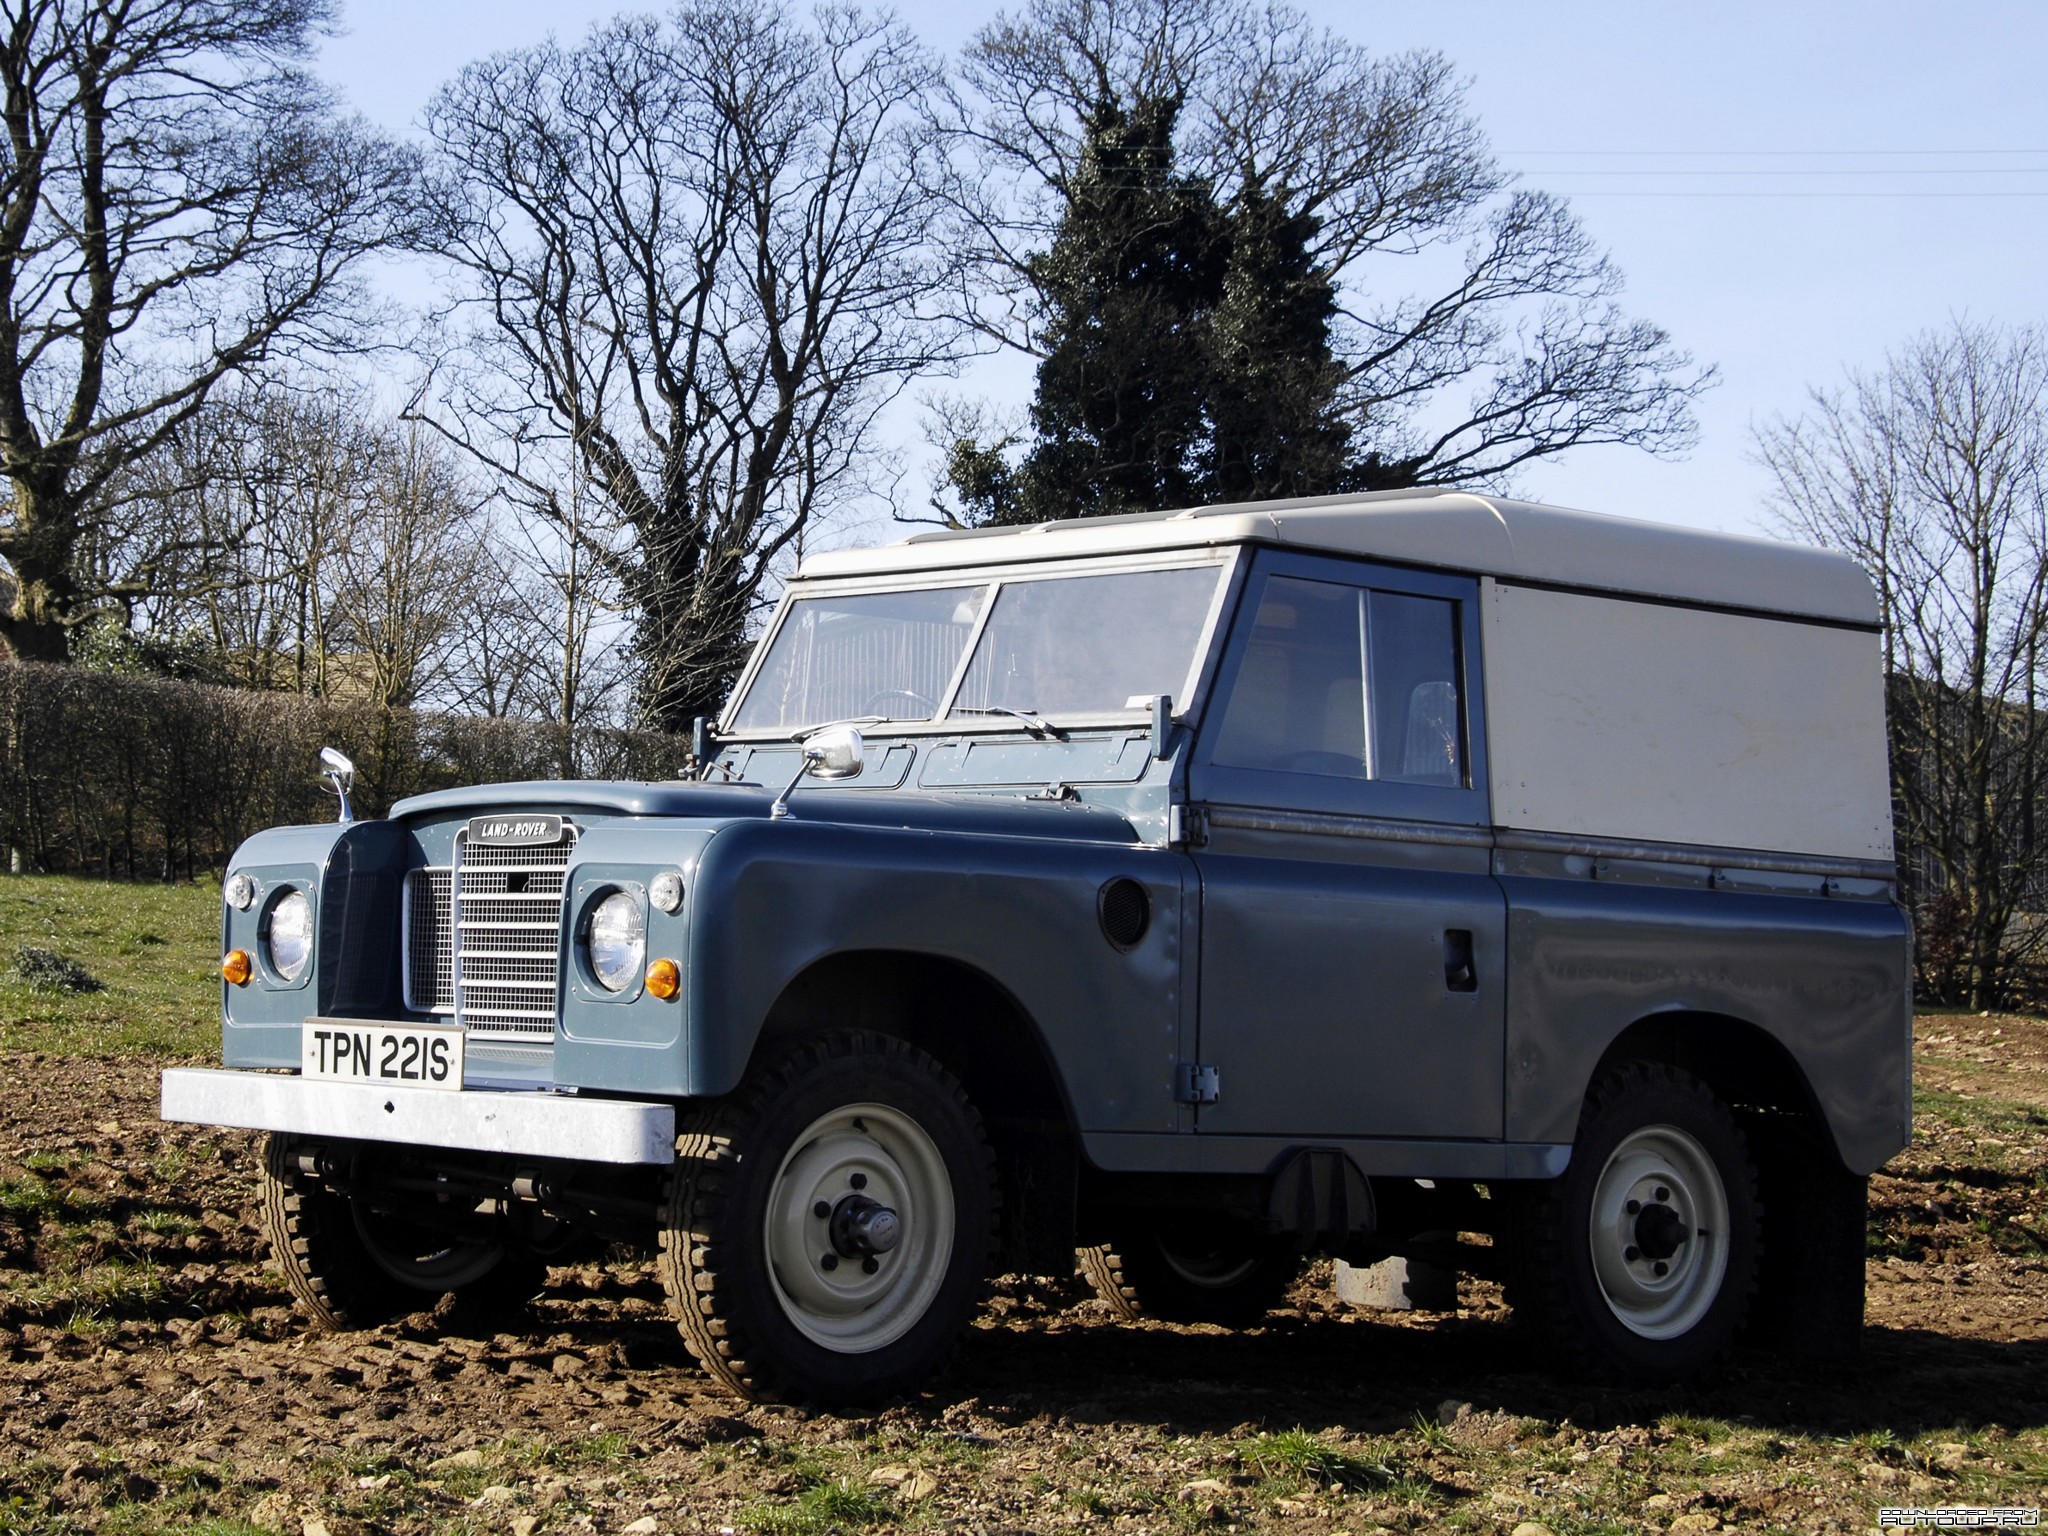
[1156,1238,1260,1289]
[1587,1124,1729,1341]
[763,1103,955,1354]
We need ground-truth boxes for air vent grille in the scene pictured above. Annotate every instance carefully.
[1097,877,1151,951]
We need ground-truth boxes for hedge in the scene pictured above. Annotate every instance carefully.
[0,662,691,879]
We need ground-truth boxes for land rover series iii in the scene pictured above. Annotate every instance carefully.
[162,490,1909,1403]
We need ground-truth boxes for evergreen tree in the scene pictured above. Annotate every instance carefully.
[1002,94,1229,523]
[1204,179,1353,502]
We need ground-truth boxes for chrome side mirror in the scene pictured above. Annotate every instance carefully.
[770,725,865,819]
[320,747,356,824]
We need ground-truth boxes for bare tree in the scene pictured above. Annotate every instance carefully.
[0,0,421,662]
[112,380,377,694]
[423,0,963,729]
[1756,319,2048,1007]
[441,496,634,736]
[936,0,1710,494]
[326,418,487,711]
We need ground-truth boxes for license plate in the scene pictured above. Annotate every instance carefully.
[301,1019,464,1091]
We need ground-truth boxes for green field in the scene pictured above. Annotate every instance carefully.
[0,873,220,1058]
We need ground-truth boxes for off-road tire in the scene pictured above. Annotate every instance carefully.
[1078,1224,1302,1327]
[656,1031,997,1406]
[1507,1062,1761,1382]
[259,1134,544,1330]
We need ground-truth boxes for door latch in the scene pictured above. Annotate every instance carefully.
[1176,1062,1220,1105]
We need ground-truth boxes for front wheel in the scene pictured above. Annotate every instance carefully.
[1509,1062,1760,1382]
[656,1032,995,1405]
[258,1135,543,1329]
[1078,1220,1302,1327]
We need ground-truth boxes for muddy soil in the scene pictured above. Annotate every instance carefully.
[1,1019,2045,1534]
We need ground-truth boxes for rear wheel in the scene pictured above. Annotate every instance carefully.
[657,1032,996,1405]
[1079,1220,1301,1327]
[1510,1062,1760,1381]
[259,1135,543,1329]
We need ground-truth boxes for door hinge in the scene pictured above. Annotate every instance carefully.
[1176,1062,1220,1105]
[1169,803,1208,848]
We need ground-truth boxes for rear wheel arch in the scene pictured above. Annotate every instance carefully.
[1589,1009,1840,1163]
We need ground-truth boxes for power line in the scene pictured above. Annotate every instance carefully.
[1528,167,2048,177]
[1507,148,2048,157]
[1550,190,2048,199]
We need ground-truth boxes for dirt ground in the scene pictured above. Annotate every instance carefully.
[1,1017,2044,1536]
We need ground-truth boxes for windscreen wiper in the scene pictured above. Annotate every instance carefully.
[954,705,1067,740]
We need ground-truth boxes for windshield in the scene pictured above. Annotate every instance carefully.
[728,563,1225,734]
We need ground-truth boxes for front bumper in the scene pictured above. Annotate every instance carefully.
[160,1068,677,1165]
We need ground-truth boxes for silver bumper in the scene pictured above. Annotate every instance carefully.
[160,1068,676,1165]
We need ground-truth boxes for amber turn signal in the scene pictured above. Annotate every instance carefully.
[221,949,252,986]
[645,958,681,1000]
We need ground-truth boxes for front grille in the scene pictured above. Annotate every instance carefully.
[403,823,577,1045]
[404,868,453,1010]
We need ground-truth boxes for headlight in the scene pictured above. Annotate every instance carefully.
[265,889,313,982]
[587,891,645,993]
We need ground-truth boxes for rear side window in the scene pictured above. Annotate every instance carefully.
[1208,575,1464,787]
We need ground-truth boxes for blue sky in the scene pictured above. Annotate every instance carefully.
[317,1,2048,541]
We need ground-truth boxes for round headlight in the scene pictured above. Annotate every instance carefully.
[224,872,257,911]
[265,889,313,982]
[650,870,684,914]
[587,891,645,993]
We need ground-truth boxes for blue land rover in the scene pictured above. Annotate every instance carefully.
[163,490,1909,1403]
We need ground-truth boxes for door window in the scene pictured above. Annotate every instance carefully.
[1208,576,1465,785]
[1194,561,1484,822]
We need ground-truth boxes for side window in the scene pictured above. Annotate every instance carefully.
[1210,576,1367,777]
[1369,591,1464,786]
[1207,575,1466,788]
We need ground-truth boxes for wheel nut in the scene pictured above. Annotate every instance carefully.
[1625,1199,1640,1215]
[813,1201,831,1219]
[1653,1260,1669,1277]
[849,1172,868,1190]
[1655,1186,1670,1201]
[1624,1245,1640,1262]
[863,1257,880,1275]
[820,1254,838,1271]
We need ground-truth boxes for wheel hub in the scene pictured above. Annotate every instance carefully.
[1631,1200,1688,1263]
[830,1193,903,1257]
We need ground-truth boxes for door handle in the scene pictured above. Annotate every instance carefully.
[1443,929,1477,993]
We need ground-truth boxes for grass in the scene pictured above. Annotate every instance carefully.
[1239,1427,1400,1494]
[1914,1086,2048,1147]
[0,872,221,1057]
[745,1478,898,1534]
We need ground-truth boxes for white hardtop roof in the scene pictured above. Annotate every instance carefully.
[800,489,1879,626]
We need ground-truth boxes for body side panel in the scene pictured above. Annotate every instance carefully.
[1499,859,1912,1174]
[683,818,1186,1130]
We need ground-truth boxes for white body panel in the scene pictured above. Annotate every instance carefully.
[802,490,1880,627]
[1480,581,1894,862]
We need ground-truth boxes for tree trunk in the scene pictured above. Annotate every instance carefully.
[0,479,84,662]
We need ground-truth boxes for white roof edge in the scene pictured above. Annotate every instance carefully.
[799,489,1880,626]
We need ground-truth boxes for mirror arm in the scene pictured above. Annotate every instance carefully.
[770,748,825,820]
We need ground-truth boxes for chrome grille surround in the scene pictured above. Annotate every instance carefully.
[403,823,578,1046]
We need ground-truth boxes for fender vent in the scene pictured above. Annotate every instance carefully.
[1097,877,1151,951]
